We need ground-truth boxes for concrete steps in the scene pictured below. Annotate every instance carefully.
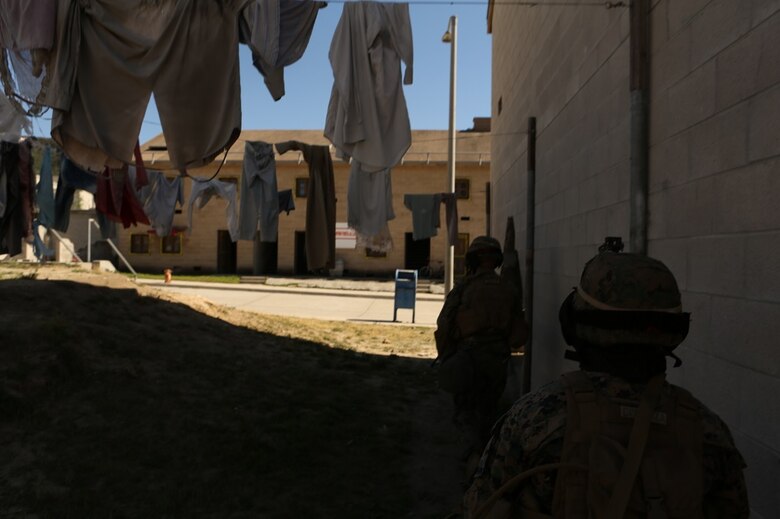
[239,276,267,284]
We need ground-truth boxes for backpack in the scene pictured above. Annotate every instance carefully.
[550,372,704,519]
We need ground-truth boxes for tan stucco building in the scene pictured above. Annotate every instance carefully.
[487,1,779,515]
[112,126,491,278]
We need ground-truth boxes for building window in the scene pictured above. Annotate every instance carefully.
[455,233,469,278]
[455,178,470,199]
[161,235,182,254]
[365,248,387,258]
[295,177,309,198]
[130,234,150,254]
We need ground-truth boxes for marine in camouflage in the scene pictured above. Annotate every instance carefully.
[435,236,526,447]
[463,373,749,518]
[462,238,749,518]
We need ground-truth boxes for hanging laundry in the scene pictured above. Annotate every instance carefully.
[0,0,56,50]
[46,0,249,171]
[0,93,31,141]
[36,146,55,228]
[53,157,97,232]
[95,167,150,229]
[31,219,54,260]
[358,224,394,254]
[52,157,116,240]
[17,139,36,241]
[0,152,5,219]
[187,179,239,242]
[347,162,395,251]
[0,141,22,255]
[325,1,413,172]
[278,189,295,215]
[238,141,280,242]
[440,192,459,246]
[275,140,336,271]
[132,142,149,190]
[0,0,57,115]
[129,168,183,238]
[240,0,325,101]
[403,193,442,241]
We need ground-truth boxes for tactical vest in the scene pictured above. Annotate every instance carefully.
[548,372,704,519]
[456,272,516,340]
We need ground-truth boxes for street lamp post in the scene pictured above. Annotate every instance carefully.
[442,15,457,295]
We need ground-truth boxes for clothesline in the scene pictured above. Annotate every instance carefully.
[313,0,626,6]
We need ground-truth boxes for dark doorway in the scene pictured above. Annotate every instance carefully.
[253,231,278,275]
[216,230,237,274]
[294,231,308,275]
[404,232,430,271]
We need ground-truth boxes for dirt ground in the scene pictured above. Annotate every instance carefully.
[0,263,474,518]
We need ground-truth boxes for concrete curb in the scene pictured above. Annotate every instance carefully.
[136,279,445,302]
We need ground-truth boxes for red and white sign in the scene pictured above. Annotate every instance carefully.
[335,223,357,249]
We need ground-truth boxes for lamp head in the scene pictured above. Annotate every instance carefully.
[442,16,455,43]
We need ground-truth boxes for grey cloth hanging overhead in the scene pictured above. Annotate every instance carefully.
[0,0,56,50]
[188,179,240,243]
[239,0,325,101]
[238,141,279,242]
[347,161,395,250]
[324,1,413,172]
[46,0,250,171]
[128,167,183,238]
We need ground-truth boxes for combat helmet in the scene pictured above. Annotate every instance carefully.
[465,236,503,269]
[559,237,690,355]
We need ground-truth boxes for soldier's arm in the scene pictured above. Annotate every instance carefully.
[434,283,465,358]
[701,411,750,518]
[702,445,750,518]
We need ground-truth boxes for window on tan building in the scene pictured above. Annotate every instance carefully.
[161,235,182,254]
[295,177,309,198]
[455,232,469,278]
[130,234,150,254]
[455,178,470,199]
[365,248,387,258]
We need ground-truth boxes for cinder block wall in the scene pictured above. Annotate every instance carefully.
[491,4,631,382]
[648,2,780,515]
[491,2,779,515]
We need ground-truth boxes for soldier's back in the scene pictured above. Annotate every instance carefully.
[464,372,749,518]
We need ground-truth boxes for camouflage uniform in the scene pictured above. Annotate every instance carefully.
[463,372,749,518]
[436,265,525,446]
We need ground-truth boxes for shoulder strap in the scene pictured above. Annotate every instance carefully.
[472,463,587,519]
[604,374,666,519]
[561,371,599,436]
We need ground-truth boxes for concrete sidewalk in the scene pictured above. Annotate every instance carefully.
[138,279,444,327]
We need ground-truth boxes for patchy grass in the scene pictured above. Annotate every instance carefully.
[128,272,242,284]
[0,265,461,518]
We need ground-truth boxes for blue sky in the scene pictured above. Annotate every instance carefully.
[133,1,493,144]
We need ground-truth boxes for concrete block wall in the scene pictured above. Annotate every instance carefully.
[648,2,780,516]
[491,4,632,384]
[491,1,779,515]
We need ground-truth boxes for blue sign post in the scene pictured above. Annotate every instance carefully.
[393,269,418,323]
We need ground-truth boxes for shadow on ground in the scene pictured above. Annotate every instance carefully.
[0,278,464,518]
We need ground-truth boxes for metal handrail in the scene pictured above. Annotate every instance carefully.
[88,218,137,278]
